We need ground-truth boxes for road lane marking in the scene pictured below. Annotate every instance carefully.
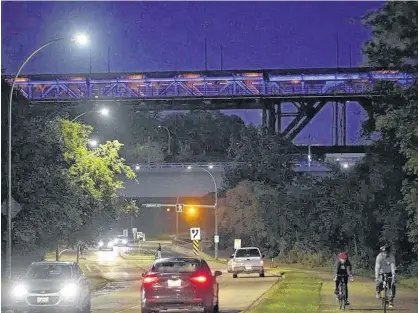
[115,304,142,313]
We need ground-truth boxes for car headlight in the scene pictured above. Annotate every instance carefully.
[98,241,104,247]
[122,239,127,244]
[60,283,78,298]
[11,284,28,298]
[107,242,113,247]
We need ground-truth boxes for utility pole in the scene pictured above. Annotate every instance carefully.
[336,33,340,68]
[89,46,92,74]
[220,45,223,71]
[107,46,110,73]
[204,38,208,71]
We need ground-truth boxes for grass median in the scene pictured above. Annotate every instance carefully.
[43,252,109,291]
[245,268,322,313]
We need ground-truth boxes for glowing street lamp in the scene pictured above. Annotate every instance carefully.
[71,108,109,122]
[89,139,99,148]
[188,207,196,215]
[7,32,90,280]
[186,166,218,258]
[72,33,90,46]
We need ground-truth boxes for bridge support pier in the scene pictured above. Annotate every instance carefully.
[333,101,348,146]
[261,101,281,135]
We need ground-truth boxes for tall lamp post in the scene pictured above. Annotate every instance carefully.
[7,33,89,280]
[157,125,171,155]
[71,108,109,122]
[187,165,218,259]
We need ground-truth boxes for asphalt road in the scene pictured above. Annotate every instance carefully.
[90,242,280,313]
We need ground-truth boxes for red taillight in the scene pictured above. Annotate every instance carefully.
[190,275,208,284]
[143,276,159,285]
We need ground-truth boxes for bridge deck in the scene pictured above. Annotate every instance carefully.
[7,67,414,104]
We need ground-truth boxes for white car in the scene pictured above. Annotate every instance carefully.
[10,261,91,313]
[113,235,128,247]
[227,247,265,278]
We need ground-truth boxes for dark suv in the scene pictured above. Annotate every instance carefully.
[141,257,222,313]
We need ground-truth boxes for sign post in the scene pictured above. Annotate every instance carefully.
[193,240,200,255]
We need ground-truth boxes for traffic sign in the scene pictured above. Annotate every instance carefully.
[144,203,162,208]
[190,227,201,240]
[176,204,184,212]
[234,239,241,250]
[122,229,128,237]
[214,235,219,243]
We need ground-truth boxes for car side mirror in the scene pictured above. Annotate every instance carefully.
[214,270,222,277]
[141,272,146,277]
[230,255,234,259]
[262,254,265,258]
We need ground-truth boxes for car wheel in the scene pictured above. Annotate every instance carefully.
[214,302,219,313]
[82,294,91,313]
[233,273,238,278]
[259,272,265,277]
[141,306,150,313]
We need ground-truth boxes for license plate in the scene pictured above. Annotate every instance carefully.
[167,279,181,287]
[37,297,49,304]
[245,266,252,270]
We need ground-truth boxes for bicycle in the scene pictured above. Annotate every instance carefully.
[336,274,349,310]
[380,273,394,312]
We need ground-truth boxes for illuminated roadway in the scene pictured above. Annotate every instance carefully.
[89,241,280,313]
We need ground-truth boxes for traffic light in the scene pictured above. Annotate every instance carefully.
[188,207,196,215]
[176,204,184,212]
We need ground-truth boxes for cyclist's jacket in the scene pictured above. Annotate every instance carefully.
[334,259,352,276]
[375,252,396,279]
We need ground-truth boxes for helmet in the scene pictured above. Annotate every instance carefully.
[338,252,348,260]
[380,244,390,253]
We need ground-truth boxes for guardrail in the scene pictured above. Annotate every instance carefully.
[130,160,341,172]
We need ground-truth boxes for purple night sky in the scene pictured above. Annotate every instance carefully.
[1,1,384,145]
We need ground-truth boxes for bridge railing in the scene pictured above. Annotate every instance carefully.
[130,160,332,170]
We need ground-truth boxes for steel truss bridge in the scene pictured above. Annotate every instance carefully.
[8,67,415,144]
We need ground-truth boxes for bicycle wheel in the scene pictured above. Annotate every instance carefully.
[382,285,387,313]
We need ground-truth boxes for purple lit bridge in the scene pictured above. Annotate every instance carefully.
[7,67,415,143]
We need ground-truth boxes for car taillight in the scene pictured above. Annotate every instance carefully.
[143,276,159,285]
[190,275,208,284]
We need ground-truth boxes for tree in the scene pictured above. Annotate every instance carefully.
[162,111,247,162]
[1,77,136,265]
[362,1,418,249]
[224,126,297,189]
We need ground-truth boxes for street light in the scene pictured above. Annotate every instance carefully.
[157,125,171,155]
[7,33,89,280]
[89,139,99,148]
[71,108,109,122]
[187,166,218,258]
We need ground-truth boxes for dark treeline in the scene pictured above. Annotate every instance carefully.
[219,2,418,276]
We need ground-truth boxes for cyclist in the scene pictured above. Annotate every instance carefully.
[375,244,396,307]
[333,252,353,306]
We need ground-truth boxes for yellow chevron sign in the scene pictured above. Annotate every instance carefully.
[193,240,200,255]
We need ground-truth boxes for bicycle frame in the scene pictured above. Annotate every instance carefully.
[337,275,348,310]
[381,273,392,313]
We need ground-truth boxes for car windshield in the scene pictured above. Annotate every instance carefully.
[25,264,72,280]
[235,248,261,258]
[152,260,203,273]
